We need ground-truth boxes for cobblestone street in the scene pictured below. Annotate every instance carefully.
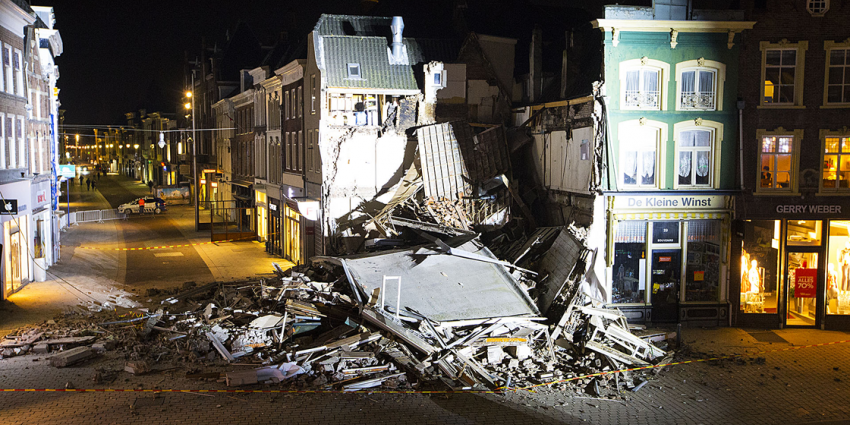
[2,327,849,424]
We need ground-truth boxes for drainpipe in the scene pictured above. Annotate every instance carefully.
[737,100,745,191]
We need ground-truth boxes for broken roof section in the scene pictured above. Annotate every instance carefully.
[416,121,511,200]
[509,226,591,315]
[337,238,539,322]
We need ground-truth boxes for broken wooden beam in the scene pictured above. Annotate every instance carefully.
[49,346,93,368]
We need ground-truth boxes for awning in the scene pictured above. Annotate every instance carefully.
[612,212,728,221]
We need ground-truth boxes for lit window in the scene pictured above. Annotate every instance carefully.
[620,125,660,188]
[822,135,850,190]
[760,135,793,190]
[347,63,361,79]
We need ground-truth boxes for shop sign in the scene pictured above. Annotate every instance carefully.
[297,200,320,221]
[269,203,277,211]
[0,199,18,215]
[613,195,726,210]
[694,271,704,281]
[776,205,842,214]
[36,190,47,204]
[57,164,76,178]
[794,268,817,298]
[659,256,672,262]
[652,221,680,244]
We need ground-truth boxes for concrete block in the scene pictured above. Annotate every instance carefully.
[50,346,93,368]
[226,370,258,386]
[33,343,50,355]
[124,360,151,375]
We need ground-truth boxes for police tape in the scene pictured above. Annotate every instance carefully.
[75,240,234,251]
[2,338,849,396]
[500,338,850,392]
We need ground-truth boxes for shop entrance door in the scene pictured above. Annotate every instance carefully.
[651,249,681,323]
[785,251,819,327]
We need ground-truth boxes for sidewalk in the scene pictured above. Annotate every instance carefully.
[0,174,292,337]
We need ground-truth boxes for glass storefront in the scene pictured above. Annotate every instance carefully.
[740,220,781,314]
[612,219,723,311]
[827,221,850,315]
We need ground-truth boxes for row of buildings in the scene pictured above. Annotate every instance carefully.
[90,0,850,330]
[0,1,62,301]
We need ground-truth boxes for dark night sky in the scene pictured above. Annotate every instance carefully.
[38,0,637,126]
[39,0,386,126]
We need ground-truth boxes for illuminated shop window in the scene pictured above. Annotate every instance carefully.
[827,221,850,315]
[740,220,781,314]
[787,219,822,246]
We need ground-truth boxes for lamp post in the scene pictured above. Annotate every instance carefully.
[74,134,79,162]
[186,71,198,231]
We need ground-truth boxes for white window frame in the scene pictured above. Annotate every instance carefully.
[618,58,670,111]
[18,116,24,169]
[759,40,808,108]
[755,127,803,194]
[347,63,361,79]
[819,129,850,192]
[0,112,5,170]
[675,59,726,111]
[823,40,850,107]
[617,119,667,189]
[3,45,11,95]
[13,49,22,97]
[673,120,724,189]
[807,0,829,16]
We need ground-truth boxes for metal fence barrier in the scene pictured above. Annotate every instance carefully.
[72,209,128,224]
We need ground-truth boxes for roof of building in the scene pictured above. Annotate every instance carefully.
[314,14,394,37]
[322,36,419,91]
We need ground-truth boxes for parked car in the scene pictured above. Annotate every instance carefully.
[118,197,167,214]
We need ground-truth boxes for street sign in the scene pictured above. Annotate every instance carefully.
[58,164,76,178]
[0,199,18,215]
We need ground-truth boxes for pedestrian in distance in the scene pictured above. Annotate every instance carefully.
[91,180,97,191]
[86,178,91,191]
[148,180,154,193]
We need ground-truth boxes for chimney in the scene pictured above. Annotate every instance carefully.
[391,16,405,62]
[529,25,542,103]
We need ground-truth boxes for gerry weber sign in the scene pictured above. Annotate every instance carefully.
[613,195,727,211]
[776,205,842,214]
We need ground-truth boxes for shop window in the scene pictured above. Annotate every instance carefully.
[759,134,794,191]
[822,135,850,190]
[760,41,807,107]
[787,219,822,246]
[619,58,670,111]
[741,220,781,314]
[685,221,721,302]
[827,220,850,315]
[612,221,647,304]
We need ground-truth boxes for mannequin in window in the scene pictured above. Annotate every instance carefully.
[841,241,850,291]
[828,263,840,313]
[748,259,761,294]
[761,166,772,187]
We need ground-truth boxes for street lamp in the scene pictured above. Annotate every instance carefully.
[186,78,198,231]
[75,134,79,161]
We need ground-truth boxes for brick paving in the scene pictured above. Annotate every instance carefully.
[2,327,850,424]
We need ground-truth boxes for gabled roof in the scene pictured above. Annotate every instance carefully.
[322,36,418,92]
[314,14,394,37]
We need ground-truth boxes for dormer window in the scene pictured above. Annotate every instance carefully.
[347,63,361,79]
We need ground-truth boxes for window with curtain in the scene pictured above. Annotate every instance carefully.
[623,67,660,109]
[621,127,657,187]
[680,68,717,110]
[678,129,713,187]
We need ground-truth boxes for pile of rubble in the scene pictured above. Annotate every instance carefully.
[1,233,673,395]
